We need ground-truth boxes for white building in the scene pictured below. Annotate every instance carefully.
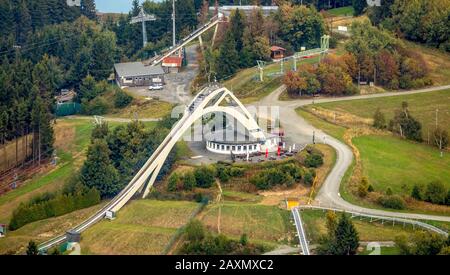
[204,128,279,155]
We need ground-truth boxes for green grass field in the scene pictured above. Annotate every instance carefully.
[353,135,450,195]
[108,99,174,120]
[327,6,355,17]
[80,200,199,255]
[315,89,450,138]
[296,108,347,142]
[200,202,295,247]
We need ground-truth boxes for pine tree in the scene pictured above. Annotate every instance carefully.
[29,0,49,30]
[352,0,367,16]
[91,122,109,140]
[216,32,239,80]
[0,0,15,37]
[229,9,246,54]
[131,0,141,17]
[77,75,98,102]
[90,31,117,80]
[81,0,97,20]
[332,213,360,255]
[17,0,32,44]
[80,139,120,198]
[30,90,54,162]
[26,240,39,255]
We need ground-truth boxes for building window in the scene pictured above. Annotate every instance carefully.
[226,146,230,151]
[232,146,235,151]
[238,146,241,151]
[221,145,224,150]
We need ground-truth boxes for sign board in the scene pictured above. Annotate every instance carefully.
[300,47,306,51]
[338,26,348,32]
[152,78,162,83]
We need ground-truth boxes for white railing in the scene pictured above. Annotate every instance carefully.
[298,205,448,237]
[292,207,310,255]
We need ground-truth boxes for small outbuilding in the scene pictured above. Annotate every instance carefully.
[162,56,183,73]
[270,46,286,60]
[114,62,165,88]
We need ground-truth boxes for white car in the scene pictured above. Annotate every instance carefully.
[149,83,163,90]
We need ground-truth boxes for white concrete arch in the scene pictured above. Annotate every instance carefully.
[111,86,266,211]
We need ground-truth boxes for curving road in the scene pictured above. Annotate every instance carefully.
[254,85,450,222]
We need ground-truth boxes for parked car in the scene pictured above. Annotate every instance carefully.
[149,83,163,90]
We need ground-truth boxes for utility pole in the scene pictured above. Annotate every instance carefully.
[172,0,176,47]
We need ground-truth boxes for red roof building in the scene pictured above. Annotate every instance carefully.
[270,46,286,60]
[162,56,183,73]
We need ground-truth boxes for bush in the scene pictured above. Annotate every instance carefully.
[281,163,303,181]
[305,153,324,168]
[184,220,205,242]
[386,187,393,196]
[167,173,180,192]
[216,166,231,183]
[250,173,271,190]
[9,187,100,231]
[183,171,197,191]
[114,89,133,108]
[81,97,111,115]
[303,170,315,186]
[229,167,245,177]
[194,166,216,188]
[425,181,447,205]
[378,195,406,210]
[373,108,386,129]
[358,177,369,198]
[411,184,423,200]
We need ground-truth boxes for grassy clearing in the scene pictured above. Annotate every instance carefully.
[222,190,263,203]
[301,209,420,243]
[296,108,347,142]
[0,202,106,254]
[315,89,450,136]
[108,99,174,120]
[327,6,354,17]
[200,201,295,246]
[353,135,450,195]
[297,104,450,215]
[80,200,199,255]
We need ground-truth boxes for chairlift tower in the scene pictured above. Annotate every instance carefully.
[131,7,156,47]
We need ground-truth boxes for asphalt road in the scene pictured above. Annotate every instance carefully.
[255,84,450,222]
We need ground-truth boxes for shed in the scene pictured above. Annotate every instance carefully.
[114,62,165,87]
[162,56,183,73]
[270,46,286,60]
